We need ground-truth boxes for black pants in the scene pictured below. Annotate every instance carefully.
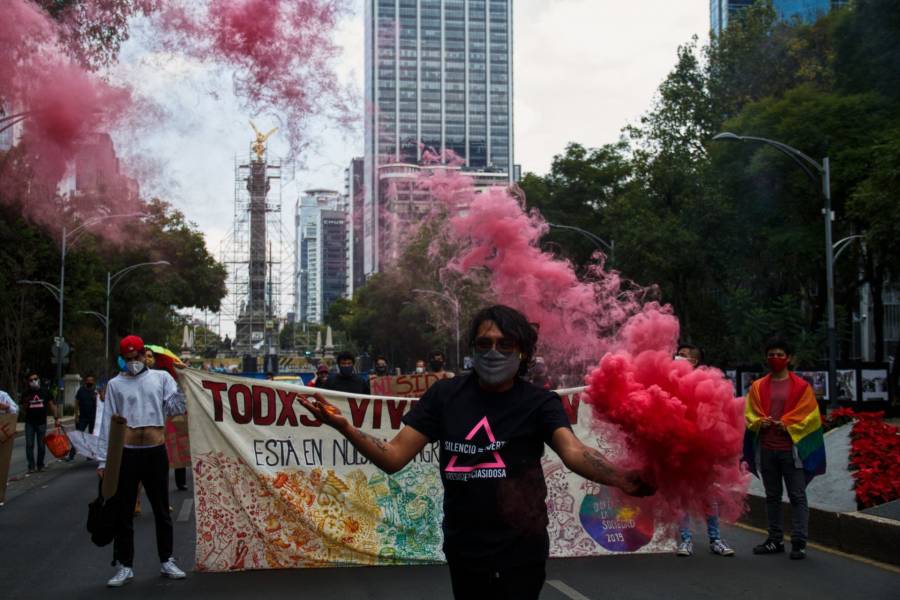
[113,445,173,567]
[447,560,546,600]
[174,467,187,490]
[760,448,809,544]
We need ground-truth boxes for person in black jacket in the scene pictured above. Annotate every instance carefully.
[317,351,369,395]
[21,371,59,473]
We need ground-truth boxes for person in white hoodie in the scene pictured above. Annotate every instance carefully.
[97,335,187,587]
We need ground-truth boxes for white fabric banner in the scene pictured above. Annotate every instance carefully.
[180,369,670,572]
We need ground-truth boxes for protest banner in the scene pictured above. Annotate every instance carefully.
[181,369,670,572]
[166,415,191,468]
[0,413,16,503]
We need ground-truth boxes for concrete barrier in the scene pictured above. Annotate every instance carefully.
[739,494,900,566]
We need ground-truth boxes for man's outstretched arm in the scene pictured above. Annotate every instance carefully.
[299,393,429,474]
[550,427,655,496]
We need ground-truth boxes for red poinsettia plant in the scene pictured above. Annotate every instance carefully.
[828,409,900,509]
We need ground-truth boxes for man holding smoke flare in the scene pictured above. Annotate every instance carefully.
[300,304,654,600]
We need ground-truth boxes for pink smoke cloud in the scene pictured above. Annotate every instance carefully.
[407,164,748,525]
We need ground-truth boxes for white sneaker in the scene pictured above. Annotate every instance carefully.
[676,540,693,556]
[160,557,186,579]
[107,565,134,587]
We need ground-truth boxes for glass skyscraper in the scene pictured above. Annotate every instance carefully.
[363,0,514,274]
[711,0,849,36]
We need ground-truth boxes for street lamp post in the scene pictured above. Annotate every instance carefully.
[53,213,145,389]
[411,289,461,370]
[712,132,839,410]
[547,223,615,264]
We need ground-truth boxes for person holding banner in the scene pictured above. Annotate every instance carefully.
[97,335,188,587]
[318,351,370,395]
[300,305,654,600]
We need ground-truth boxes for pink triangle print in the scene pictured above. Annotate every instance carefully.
[445,416,506,473]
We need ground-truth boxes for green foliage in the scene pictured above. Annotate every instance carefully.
[518,2,900,368]
[0,196,227,389]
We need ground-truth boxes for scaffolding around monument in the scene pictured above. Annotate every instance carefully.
[219,144,290,358]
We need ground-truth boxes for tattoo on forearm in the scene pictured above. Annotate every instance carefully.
[359,430,388,453]
[583,449,616,482]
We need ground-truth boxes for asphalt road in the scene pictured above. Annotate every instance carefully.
[1,454,897,600]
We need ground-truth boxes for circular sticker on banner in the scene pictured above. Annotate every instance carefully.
[579,487,654,552]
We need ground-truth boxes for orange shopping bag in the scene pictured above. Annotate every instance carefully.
[44,425,72,459]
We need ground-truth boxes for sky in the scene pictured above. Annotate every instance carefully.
[110,0,709,326]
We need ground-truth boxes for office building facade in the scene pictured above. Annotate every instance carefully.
[364,0,514,274]
[294,190,351,324]
[711,0,849,36]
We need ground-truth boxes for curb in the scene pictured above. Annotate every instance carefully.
[739,493,900,566]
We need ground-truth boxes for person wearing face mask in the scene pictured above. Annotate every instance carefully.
[96,335,188,587]
[413,359,427,374]
[744,337,825,561]
[672,344,735,558]
[21,371,59,473]
[371,356,390,378]
[427,351,454,378]
[68,374,100,460]
[298,305,654,600]
[317,351,370,395]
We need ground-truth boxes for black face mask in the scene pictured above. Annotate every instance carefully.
[339,366,354,377]
[429,360,444,372]
[374,366,388,375]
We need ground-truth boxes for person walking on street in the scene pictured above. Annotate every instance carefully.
[97,335,188,587]
[68,374,100,460]
[318,351,370,395]
[673,344,735,558]
[744,337,826,561]
[299,305,654,600]
[21,371,59,473]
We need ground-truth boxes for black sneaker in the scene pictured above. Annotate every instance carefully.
[790,542,807,560]
[753,539,785,554]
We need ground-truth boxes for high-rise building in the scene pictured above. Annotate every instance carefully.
[711,0,849,36]
[294,190,351,324]
[364,0,514,274]
[344,157,365,293]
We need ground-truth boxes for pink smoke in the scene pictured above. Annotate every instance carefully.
[151,0,354,157]
[408,163,748,524]
[583,312,748,523]
[0,0,135,232]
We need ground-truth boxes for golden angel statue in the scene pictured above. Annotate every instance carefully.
[249,121,278,160]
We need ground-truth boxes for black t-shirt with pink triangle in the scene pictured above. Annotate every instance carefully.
[402,373,571,568]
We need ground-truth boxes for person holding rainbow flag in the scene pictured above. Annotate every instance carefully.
[743,337,826,560]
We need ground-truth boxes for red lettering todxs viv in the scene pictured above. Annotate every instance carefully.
[200,381,417,430]
[201,381,321,427]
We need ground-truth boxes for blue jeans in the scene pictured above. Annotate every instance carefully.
[25,422,47,470]
[679,514,720,542]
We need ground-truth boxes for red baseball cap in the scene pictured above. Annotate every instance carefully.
[119,335,145,356]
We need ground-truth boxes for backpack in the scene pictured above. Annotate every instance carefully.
[86,494,119,546]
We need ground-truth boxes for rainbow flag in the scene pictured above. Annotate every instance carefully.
[743,372,826,482]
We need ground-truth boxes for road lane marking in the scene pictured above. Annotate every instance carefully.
[733,522,900,574]
[177,498,193,522]
[547,579,592,600]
